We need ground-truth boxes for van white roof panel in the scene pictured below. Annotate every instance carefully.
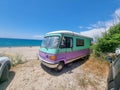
[46,30,93,40]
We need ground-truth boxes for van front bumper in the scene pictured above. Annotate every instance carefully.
[41,61,58,68]
[39,56,58,68]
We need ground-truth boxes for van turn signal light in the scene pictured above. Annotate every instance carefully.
[50,55,56,60]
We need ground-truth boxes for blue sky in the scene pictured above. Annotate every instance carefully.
[0,0,120,39]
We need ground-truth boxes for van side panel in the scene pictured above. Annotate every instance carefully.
[39,48,90,64]
[57,34,91,63]
[58,34,91,53]
[57,49,90,64]
[73,36,91,50]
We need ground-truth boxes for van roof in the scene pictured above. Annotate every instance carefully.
[46,30,93,40]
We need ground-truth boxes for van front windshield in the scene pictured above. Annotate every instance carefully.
[41,36,60,48]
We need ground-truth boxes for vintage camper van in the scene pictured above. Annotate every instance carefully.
[39,31,92,71]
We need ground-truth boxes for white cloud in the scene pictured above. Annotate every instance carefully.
[79,26,83,29]
[86,27,93,29]
[80,8,120,40]
[81,28,107,37]
[113,8,120,24]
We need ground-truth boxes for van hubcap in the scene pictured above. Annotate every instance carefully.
[58,65,63,70]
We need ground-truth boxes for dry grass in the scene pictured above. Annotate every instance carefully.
[83,54,110,77]
[0,53,27,66]
[10,53,27,66]
[78,77,99,89]
[75,55,110,89]
[75,72,100,90]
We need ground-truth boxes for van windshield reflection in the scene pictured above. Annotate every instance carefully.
[41,36,59,48]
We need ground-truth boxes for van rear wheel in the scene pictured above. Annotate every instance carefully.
[55,62,64,71]
[84,55,90,60]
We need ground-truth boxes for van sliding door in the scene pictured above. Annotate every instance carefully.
[63,36,73,61]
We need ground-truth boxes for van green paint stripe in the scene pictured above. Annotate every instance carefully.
[39,47,90,54]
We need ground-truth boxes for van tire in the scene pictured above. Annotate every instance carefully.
[0,65,9,82]
[56,62,64,71]
[85,55,90,60]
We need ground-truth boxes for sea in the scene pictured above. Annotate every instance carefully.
[0,38,42,47]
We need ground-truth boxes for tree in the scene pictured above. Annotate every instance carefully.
[92,23,120,56]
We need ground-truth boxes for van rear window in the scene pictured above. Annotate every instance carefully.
[76,39,84,46]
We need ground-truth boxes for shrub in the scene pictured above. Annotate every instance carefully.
[92,23,120,56]
[0,53,26,66]
[10,53,26,66]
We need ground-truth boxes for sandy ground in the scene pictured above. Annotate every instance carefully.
[0,47,108,90]
[0,59,107,90]
[0,47,40,60]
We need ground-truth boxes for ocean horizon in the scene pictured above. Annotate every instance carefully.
[0,38,42,47]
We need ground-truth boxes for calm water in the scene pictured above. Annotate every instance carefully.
[0,38,42,47]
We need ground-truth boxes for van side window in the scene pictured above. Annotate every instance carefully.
[61,37,73,48]
[76,38,84,46]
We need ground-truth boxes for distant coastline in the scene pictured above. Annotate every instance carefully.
[0,38,42,47]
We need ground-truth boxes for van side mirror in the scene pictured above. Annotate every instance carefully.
[60,40,65,48]
[59,44,64,48]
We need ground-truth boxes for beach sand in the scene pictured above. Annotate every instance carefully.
[0,59,107,90]
[0,46,40,60]
[0,47,108,90]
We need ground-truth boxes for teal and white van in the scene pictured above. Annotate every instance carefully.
[39,31,92,71]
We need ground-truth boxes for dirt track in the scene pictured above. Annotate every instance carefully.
[0,59,107,90]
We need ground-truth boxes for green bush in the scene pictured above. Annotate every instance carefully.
[92,23,120,56]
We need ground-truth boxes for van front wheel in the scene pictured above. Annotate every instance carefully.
[56,62,64,71]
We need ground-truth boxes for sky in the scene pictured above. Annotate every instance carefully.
[0,0,120,40]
